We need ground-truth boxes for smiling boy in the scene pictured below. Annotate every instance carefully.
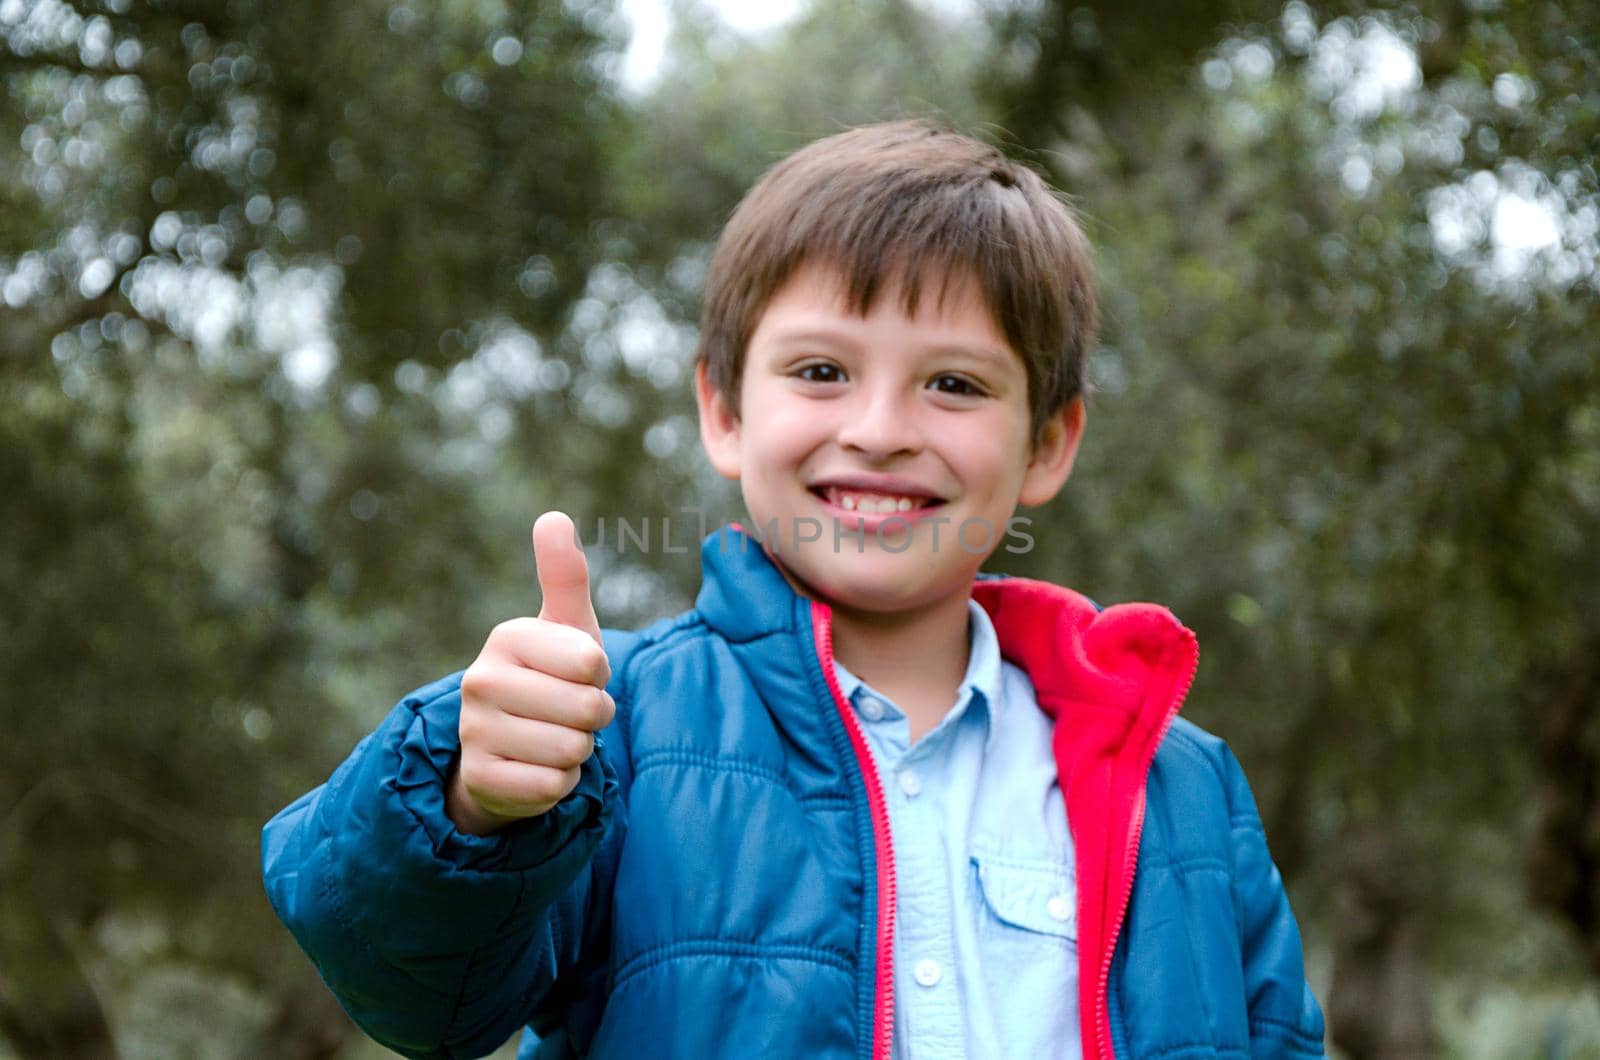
[698,258,1081,743]
[264,121,1325,1059]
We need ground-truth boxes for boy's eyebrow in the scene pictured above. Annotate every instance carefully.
[764,326,866,354]
[924,342,1017,371]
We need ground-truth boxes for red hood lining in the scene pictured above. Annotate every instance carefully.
[971,575,1200,1060]
[972,576,1196,713]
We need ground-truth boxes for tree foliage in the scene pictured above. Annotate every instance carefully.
[3,0,1598,1055]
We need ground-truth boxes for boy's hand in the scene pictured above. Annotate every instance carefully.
[448,511,614,835]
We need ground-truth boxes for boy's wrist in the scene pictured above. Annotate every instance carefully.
[446,759,524,836]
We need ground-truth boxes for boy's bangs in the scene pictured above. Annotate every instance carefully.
[794,180,1017,326]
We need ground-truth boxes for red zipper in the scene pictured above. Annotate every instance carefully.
[811,602,897,1060]
[1092,642,1200,1060]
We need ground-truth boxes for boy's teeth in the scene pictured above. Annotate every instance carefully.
[826,487,927,513]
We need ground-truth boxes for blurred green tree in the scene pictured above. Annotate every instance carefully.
[2,0,631,1053]
[3,0,1599,1056]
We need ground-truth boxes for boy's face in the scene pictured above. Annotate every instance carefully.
[697,261,1084,618]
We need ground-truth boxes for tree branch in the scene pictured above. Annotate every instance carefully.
[2,50,119,79]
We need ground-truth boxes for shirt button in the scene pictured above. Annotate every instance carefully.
[858,695,886,722]
[897,769,922,797]
[1047,895,1071,922]
[914,958,942,987]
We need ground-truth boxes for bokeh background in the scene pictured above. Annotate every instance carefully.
[3,0,1598,1056]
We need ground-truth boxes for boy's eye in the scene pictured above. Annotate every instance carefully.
[929,373,985,397]
[796,362,845,384]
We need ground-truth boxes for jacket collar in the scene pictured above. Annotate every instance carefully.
[694,527,801,643]
[693,528,1198,756]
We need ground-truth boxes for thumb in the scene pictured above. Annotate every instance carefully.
[532,511,602,645]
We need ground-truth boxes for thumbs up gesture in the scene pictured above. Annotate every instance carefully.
[448,512,614,835]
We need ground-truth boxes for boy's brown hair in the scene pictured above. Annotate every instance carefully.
[695,119,1097,444]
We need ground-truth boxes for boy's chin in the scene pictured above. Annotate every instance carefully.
[780,550,979,619]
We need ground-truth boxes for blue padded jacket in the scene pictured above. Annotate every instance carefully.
[262,529,1325,1059]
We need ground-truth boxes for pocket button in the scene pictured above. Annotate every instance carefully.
[971,853,1076,940]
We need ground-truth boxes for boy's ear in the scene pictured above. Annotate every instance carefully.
[1018,397,1086,507]
[695,359,742,481]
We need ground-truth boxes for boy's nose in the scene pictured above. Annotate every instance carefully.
[834,386,924,460]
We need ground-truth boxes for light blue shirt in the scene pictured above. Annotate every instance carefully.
[834,600,1082,1060]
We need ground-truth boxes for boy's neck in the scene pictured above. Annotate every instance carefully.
[830,590,972,744]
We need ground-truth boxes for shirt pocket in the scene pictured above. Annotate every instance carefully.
[967,849,1081,1054]
[970,849,1077,945]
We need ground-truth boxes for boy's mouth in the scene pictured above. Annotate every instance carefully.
[810,485,945,514]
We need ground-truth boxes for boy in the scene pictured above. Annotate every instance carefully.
[263,121,1325,1059]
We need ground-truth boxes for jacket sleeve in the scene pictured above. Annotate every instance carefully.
[260,670,622,1059]
[1220,744,1327,1059]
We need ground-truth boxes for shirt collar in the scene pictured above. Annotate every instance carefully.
[833,598,1005,735]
